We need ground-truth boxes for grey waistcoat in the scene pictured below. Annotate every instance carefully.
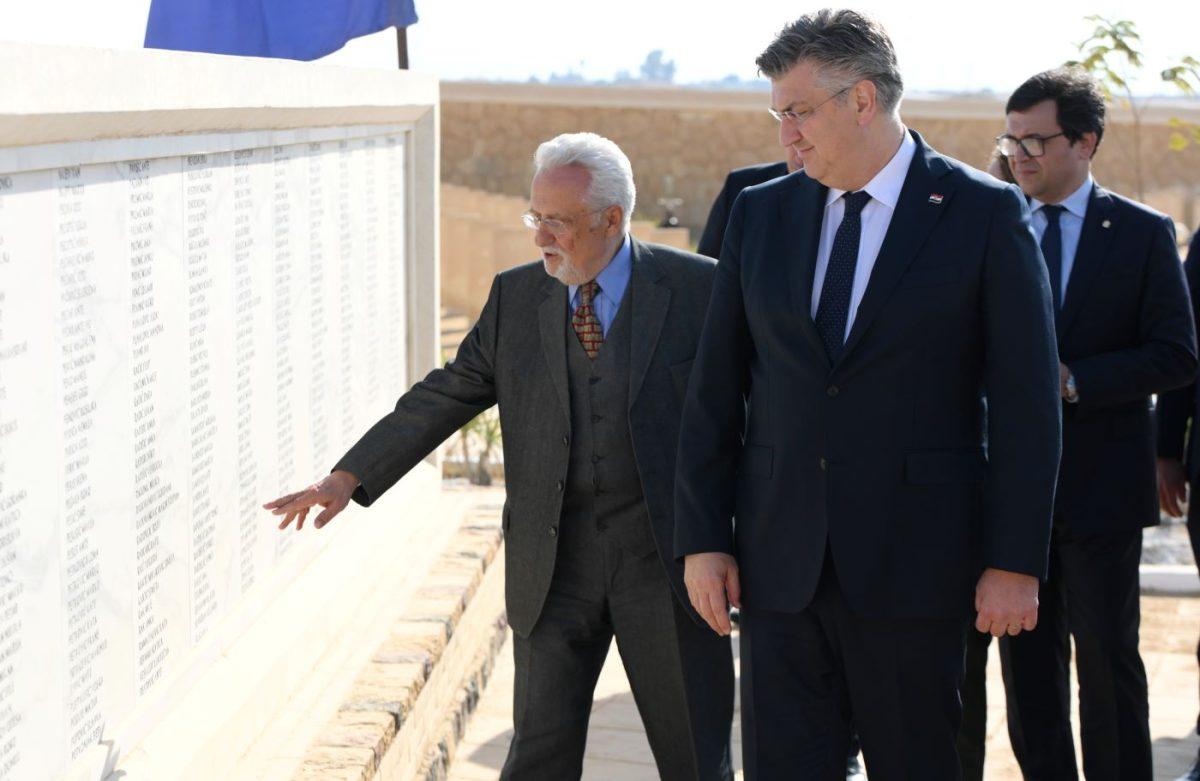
[559,290,656,555]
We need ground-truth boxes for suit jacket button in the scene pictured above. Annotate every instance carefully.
[556,480,564,492]
[548,526,558,537]
[819,457,827,471]
[827,385,839,397]
[562,435,570,446]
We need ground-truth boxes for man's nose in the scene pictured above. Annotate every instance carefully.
[779,119,802,149]
[533,227,554,247]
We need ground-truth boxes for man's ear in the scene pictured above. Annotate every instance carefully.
[853,79,878,127]
[1077,131,1099,160]
[604,205,624,237]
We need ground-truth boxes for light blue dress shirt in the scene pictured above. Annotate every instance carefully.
[1030,175,1093,307]
[568,234,632,337]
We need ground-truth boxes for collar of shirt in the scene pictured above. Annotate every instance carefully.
[824,129,917,212]
[1030,174,1093,220]
[569,233,632,312]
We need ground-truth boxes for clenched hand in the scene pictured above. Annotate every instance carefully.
[264,470,360,531]
[975,567,1039,637]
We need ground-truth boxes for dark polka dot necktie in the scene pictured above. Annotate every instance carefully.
[572,280,603,359]
[1040,204,1065,311]
[815,190,873,361]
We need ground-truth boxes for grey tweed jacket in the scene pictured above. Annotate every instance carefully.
[334,238,716,636]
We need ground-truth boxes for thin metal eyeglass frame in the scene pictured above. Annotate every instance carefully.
[768,85,854,126]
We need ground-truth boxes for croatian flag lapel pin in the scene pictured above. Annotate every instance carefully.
[928,193,944,204]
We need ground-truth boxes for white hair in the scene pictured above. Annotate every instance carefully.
[533,132,636,232]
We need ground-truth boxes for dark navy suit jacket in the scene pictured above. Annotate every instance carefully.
[1054,189,1196,533]
[697,162,789,259]
[674,131,1062,621]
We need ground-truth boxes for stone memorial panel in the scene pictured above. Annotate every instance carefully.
[0,126,411,780]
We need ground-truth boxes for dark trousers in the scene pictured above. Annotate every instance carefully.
[739,556,966,780]
[957,628,994,781]
[501,532,734,781]
[1000,525,1151,781]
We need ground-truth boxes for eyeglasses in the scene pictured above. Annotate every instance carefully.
[521,207,605,235]
[995,132,1066,158]
[768,85,853,127]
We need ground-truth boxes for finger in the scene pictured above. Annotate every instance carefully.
[708,589,730,636]
[263,491,302,510]
[1022,611,1038,632]
[1006,622,1022,636]
[295,507,309,531]
[725,567,742,610]
[278,510,297,531]
[988,620,1005,638]
[314,503,340,529]
[271,495,303,515]
[974,612,991,634]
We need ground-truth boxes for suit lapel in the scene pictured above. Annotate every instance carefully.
[839,132,954,363]
[537,275,571,426]
[1056,184,1116,342]
[782,174,831,367]
[628,239,671,407]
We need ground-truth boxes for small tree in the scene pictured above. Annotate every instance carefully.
[1162,57,1200,151]
[1066,16,1200,200]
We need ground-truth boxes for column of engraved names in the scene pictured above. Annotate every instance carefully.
[272,145,296,557]
[57,164,105,758]
[184,155,218,640]
[336,141,356,444]
[129,159,179,696]
[232,150,259,591]
[0,175,25,774]
[306,144,330,468]
[361,139,382,408]
[384,136,405,393]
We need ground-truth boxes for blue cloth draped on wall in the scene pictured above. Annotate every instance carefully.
[145,0,418,61]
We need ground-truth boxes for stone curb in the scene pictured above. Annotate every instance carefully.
[291,504,508,781]
[1141,564,1200,596]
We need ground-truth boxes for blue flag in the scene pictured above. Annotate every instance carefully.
[145,0,418,61]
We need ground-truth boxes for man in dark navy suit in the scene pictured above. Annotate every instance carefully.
[995,69,1197,781]
[1157,228,1200,781]
[674,9,1063,779]
[700,152,871,781]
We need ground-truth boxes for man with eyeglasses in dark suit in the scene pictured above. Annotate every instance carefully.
[993,68,1196,781]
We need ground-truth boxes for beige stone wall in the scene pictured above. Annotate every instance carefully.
[442,82,1200,238]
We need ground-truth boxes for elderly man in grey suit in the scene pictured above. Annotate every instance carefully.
[265,132,733,781]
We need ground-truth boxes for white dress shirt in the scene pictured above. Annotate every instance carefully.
[1029,175,1093,308]
[810,130,918,340]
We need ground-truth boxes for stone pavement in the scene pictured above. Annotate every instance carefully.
[447,594,1200,780]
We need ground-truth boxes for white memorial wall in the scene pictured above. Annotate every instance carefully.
[1,125,412,777]
[0,121,423,779]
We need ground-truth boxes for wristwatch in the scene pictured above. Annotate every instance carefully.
[1065,372,1079,403]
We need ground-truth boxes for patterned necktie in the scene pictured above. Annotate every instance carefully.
[1040,204,1065,311]
[814,190,873,361]
[572,280,603,359]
